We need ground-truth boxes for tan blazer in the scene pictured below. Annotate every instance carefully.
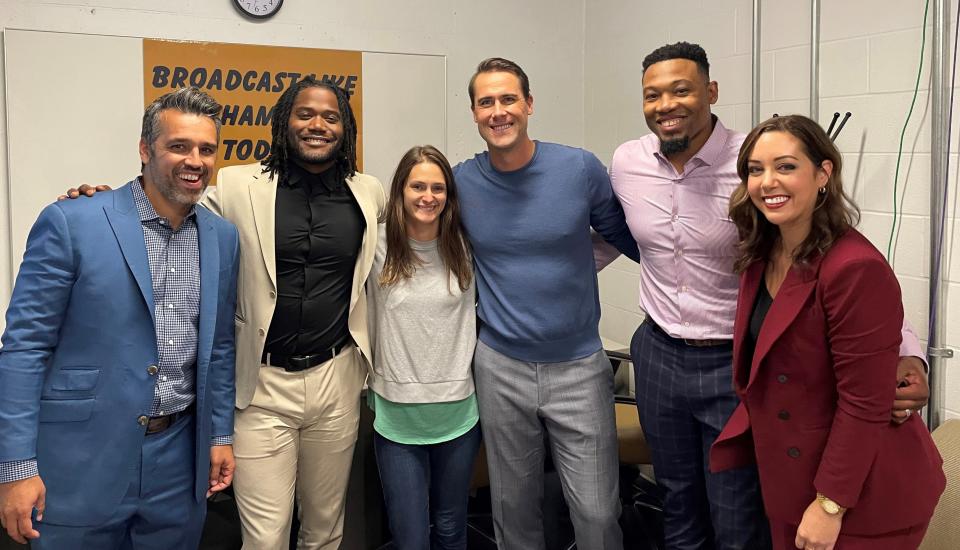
[202,162,386,409]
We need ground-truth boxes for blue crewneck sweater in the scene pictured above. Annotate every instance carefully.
[454,141,640,363]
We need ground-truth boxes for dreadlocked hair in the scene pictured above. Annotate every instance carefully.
[262,77,358,186]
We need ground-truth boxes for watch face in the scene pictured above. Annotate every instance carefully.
[818,497,840,515]
[234,0,283,19]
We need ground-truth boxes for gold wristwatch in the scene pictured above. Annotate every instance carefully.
[816,493,846,515]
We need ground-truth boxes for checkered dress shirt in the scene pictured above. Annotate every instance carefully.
[0,180,229,484]
[131,178,202,418]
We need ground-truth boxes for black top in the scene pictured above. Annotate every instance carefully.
[743,278,775,381]
[264,162,365,357]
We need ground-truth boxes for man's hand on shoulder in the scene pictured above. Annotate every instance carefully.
[0,475,45,543]
[56,183,112,201]
[207,445,235,498]
[892,356,928,424]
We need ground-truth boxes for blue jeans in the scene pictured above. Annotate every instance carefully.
[374,423,482,550]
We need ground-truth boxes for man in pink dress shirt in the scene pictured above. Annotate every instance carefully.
[602,41,930,550]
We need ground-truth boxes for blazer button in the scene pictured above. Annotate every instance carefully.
[137,415,149,426]
[258,328,266,336]
[777,374,788,383]
[269,291,277,299]
[147,365,158,376]
[778,410,790,420]
[787,447,801,458]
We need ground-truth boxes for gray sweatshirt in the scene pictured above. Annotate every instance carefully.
[367,225,476,403]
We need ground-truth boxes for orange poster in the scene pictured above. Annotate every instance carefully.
[143,39,363,171]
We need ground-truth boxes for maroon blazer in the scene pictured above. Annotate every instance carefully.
[710,229,944,535]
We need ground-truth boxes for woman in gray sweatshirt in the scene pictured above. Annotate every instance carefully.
[366,145,480,550]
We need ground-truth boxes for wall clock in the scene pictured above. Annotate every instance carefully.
[233,0,283,19]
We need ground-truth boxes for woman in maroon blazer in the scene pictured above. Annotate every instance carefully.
[710,115,944,550]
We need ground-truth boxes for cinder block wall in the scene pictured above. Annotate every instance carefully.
[586,0,960,420]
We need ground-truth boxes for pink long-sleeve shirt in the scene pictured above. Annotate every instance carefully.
[604,118,924,358]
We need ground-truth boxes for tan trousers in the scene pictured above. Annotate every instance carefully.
[233,345,367,550]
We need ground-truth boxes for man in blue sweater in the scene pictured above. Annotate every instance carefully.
[455,57,640,550]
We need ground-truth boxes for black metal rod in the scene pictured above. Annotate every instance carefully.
[831,112,852,141]
[825,112,840,136]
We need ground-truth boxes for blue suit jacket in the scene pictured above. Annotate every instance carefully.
[0,181,239,526]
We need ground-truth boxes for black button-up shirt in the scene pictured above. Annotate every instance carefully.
[264,162,365,358]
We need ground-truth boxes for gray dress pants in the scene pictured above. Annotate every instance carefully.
[473,340,623,550]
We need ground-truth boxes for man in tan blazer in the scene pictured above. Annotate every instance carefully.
[203,78,385,549]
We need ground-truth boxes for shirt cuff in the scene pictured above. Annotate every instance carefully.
[0,459,39,484]
[898,321,928,372]
[211,435,233,446]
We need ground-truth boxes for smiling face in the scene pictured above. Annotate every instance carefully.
[286,86,345,173]
[746,130,833,242]
[403,161,447,237]
[642,58,718,163]
[471,71,534,155]
[139,109,218,213]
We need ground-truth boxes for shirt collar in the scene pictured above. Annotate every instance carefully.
[132,177,197,224]
[690,115,729,167]
[653,115,729,168]
[285,161,341,193]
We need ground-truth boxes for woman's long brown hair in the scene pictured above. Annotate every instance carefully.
[728,115,860,273]
[379,145,472,291]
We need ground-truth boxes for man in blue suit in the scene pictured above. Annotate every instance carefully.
[0,87,239,549]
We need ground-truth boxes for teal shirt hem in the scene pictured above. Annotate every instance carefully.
[368,390,479,445]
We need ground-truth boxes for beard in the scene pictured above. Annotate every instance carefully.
[660,136,690,156]
[154,174,206,208]
[290,137,342,168]
[143,156,206,209]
